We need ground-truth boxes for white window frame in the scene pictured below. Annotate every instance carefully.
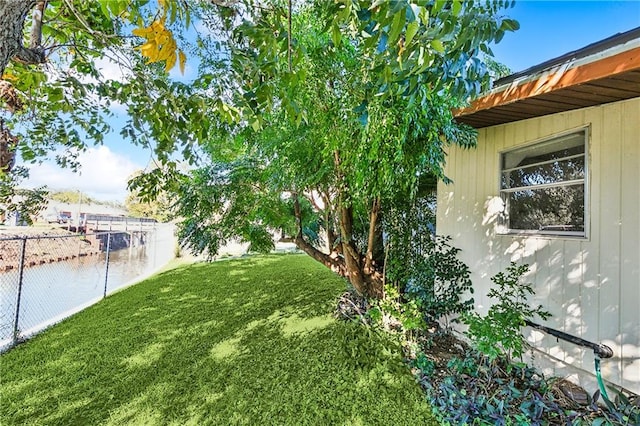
[498,127,589,238]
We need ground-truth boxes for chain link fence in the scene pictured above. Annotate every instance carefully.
[0,224,175,351]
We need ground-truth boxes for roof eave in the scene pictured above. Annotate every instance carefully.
[454,30,640,129]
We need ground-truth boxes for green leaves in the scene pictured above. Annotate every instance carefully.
[98,0,130,19]
[331,23,342,47]
[501,18,520,31]
[462,263,551,362]
[47,87,64,103]
[324,0,518,103]
[405,20,419,45]
[430,39,445,53]
[171,160,293,259]
[452,0,462,17]
[387,10,405,46]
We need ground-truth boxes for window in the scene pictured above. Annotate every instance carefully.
[499,129,587,237]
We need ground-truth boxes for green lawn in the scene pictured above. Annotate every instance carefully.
[0,254,436,425]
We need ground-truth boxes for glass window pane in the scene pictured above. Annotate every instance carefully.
[502,132,585,170]
[502,156,585,189]
[505,184,584,232]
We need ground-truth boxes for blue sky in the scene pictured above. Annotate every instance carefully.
[26,1,640,202]
[492,1,640,73]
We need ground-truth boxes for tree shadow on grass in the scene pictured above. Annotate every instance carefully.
[0,255,435,425]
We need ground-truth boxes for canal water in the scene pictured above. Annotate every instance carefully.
[0,226,175,350]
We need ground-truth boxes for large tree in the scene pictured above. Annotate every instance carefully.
[0,0,518,298]
[170,1,517,298]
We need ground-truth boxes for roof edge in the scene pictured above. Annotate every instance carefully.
[495,26,640,87]
[454,45,640,118]
[454,26,640,119]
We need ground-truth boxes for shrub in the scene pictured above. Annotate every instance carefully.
[385,226,474,329]
[402,235,474,327]
[369,283,426,338]
[463,262,551,362]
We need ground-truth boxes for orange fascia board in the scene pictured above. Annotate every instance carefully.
[455,46,640,117]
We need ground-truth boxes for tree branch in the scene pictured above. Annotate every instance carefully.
[287,0,292,72]
[11,0,47,65]
[307,190,324,212]
[0,0,38,74]
[61,0,96,36]
[12,46,45,65]
[1,118,19,173]
[364,197,381,274]
[293,191,304,238]
[319,189,336,251]
[292,191,345,275]
[30,1,47,49]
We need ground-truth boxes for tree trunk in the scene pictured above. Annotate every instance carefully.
[292,193,346,275]
[291,190,384,298]
[330,150,384,299]
[1,1,45,174]
[0,1,40,76]
[338,203,384,298]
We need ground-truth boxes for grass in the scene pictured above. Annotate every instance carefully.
[0,254,436,425]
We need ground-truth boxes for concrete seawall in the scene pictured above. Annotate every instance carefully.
[0,228,102,272]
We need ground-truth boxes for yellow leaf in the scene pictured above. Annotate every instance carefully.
[131,14,181,74]
[165,52,177,72]
[156,45,169,61]
[132,27,152,37]
[157,39,176,61]
[155,32,170,46]
[139,41,160,61]
[151,18,165,30]
[178,50,186,74]
[1,73,17,82]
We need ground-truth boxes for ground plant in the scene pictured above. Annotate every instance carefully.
[369,261,639,425]
[411,340,639,425]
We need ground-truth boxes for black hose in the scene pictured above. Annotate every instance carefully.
[524,320,614,358]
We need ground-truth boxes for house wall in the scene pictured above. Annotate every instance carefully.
[437,97,640,394]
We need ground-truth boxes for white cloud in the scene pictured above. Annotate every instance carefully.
[94,56,133,83]
[23,146,144,202]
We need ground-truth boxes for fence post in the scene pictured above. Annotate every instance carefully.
[12,237,27,345]
[103,231,111,298]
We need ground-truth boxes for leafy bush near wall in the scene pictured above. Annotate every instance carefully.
[404,235,474,327]
[383,193,474,327]
[462,262,551,362]
[385,226,474,327]
[367,259,640,425]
